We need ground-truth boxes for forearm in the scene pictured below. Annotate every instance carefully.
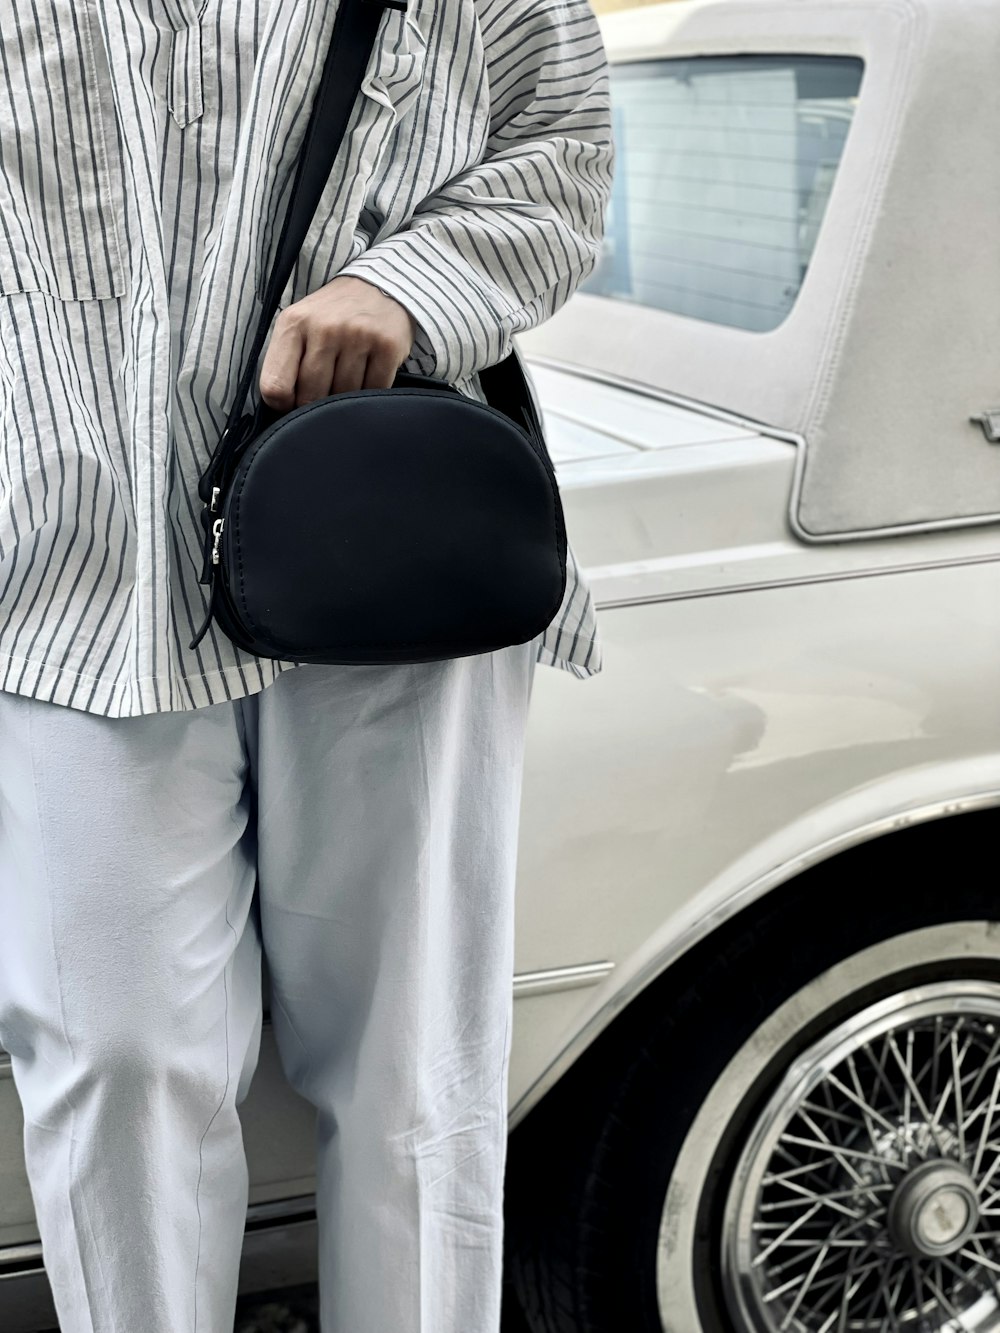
[338,0,614,382]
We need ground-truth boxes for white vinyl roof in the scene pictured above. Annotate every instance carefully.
[519,0,1000,542]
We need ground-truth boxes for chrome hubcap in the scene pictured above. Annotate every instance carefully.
[887,1159,980,1257]
[722,984,1000,1333]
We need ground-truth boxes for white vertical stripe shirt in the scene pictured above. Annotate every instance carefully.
[0,0,612,717]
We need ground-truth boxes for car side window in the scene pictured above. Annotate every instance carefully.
[584,55,864,332]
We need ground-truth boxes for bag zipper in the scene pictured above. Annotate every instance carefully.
[211,518,225,565]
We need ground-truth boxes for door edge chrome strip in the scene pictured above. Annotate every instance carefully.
[0,969,614,1069]
[0,1195,321,1277]
[593,551,1000,613]
[0,1243,43,1273]
[242,1195,316,1228]
[513,961,615,997]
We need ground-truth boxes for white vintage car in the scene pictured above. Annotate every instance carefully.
[2,0,1000,1329]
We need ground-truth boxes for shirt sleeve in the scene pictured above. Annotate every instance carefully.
[336,0,615,383]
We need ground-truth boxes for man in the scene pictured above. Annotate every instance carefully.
[0,0,612,1330]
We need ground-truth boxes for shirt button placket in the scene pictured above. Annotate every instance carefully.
[167,1,208,128]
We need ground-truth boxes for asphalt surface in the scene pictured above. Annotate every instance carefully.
[37,1284,531,1333]
[230,1282,531,1331]
[233,1285,318,1332]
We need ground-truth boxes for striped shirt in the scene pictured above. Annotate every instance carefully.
[0,0,612,718]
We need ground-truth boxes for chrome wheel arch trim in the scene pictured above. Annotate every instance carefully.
[507,789,1000,1131]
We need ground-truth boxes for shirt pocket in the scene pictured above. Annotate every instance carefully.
[0,0,126,301]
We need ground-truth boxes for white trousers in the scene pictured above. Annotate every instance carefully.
[0,638,539,1333]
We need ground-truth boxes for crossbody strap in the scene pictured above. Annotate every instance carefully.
[199,0,541,507]
[200,0,402,502]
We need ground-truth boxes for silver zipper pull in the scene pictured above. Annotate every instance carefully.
[211,518,225,565]
[209,485,221,513]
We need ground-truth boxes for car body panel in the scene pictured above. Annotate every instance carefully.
[509,536,1000,1120]
[534,363,1000,604]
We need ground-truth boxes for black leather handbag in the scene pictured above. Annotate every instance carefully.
[189,0,567,665]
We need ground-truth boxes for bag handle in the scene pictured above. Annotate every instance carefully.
[198,0,542,508]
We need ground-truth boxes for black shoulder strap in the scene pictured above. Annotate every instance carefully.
[201,0,398,500]
[200,0,539,505]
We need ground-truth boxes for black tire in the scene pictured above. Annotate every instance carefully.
[503,810,1000,1333]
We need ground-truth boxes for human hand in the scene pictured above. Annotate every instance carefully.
[258,274,417,411]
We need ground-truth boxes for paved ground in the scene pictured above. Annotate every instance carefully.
[231,1282,531,1332]
[38,1275,532,1330]
[233,1285,318,1332]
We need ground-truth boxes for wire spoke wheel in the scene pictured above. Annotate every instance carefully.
[722,984,1000,1333]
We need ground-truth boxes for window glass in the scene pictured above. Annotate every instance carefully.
[583,56,865,332]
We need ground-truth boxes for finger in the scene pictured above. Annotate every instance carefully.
[363,342,403,389]
[258,314,306,411]
[294,340,338,407]
[331,346,370,395]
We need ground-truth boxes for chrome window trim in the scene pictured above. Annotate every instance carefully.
[584,52,865,336]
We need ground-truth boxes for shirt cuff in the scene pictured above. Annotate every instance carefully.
[337,230,518,384]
